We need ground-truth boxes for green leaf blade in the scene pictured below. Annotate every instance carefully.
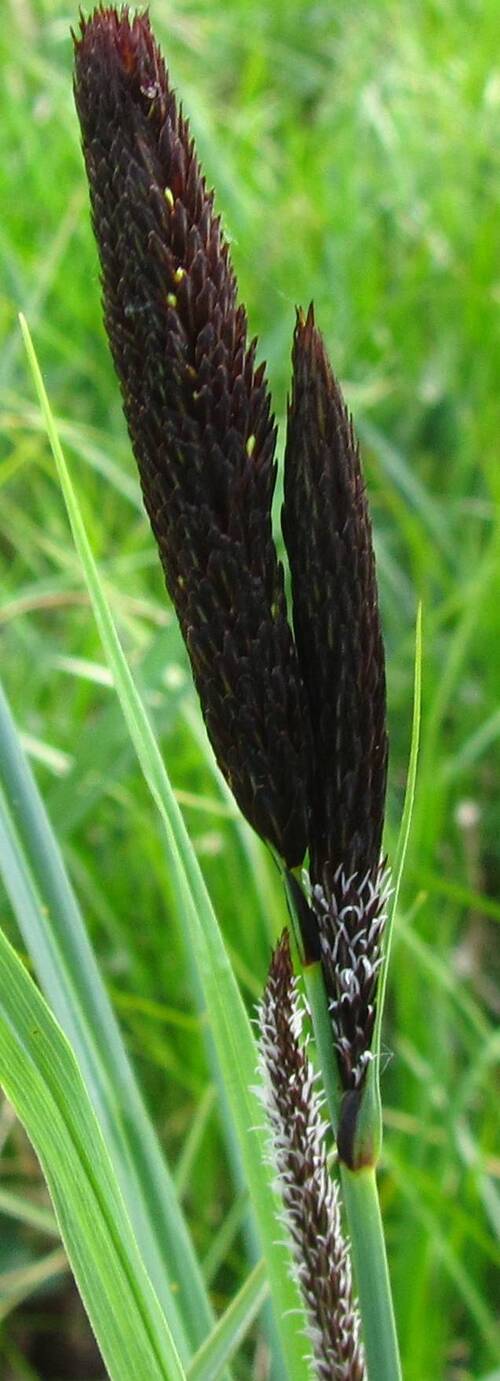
[0,681,209,1358]
[0,927,186,1381]
[19,314,311,1381]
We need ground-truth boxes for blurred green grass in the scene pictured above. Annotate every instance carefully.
[0,0,499,1377]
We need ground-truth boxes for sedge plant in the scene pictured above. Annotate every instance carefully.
[71,8,410,1375]
[0,6,426,1379]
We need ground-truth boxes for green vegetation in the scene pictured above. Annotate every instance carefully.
[0,1,498,1378]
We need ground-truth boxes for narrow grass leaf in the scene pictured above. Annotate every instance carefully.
[0,1187,59,1238]
[388,1154,500,1358]
[20,316,310,1381]
[0,926,186,1381]
[0,1247,68,1323]
[359,421,454,561]
[373,603,422,1062]
[0,692,207,1358]
[187,1261,269,1381]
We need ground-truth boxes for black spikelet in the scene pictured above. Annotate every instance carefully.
[283,307,389,1090]
[73,8,310,867]
[283,305,388,890]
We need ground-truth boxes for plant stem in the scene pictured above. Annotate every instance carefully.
[304,958,402,1381]
[340,1165,402,1381]
[302,960,343,1134]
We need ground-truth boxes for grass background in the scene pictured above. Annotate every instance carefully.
[1,0,499,1377]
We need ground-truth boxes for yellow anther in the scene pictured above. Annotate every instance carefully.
[166,293,177,308]
[164,186,174,208]
[174,266,186,283]
[246,434,256,457]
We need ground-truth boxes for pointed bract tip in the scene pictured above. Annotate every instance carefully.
[73,7,154,68]
[294,301,315,339]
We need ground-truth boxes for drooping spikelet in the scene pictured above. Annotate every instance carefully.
[257,931,365,1381]
[282,308,389,1089]
[73,8,309,867]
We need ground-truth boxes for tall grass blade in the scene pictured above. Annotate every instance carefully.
[373,602,423,1063]
[20,315,310,1381]
[187,1261,268,1381]
[0,925,186,1381]
[0,693,210,1358]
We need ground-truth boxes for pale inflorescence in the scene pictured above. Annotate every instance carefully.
[257,932,366,1381]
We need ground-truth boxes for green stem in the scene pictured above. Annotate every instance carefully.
[303,960,342,1134]
[340,1165,402,1381]
[304,958,402,1381]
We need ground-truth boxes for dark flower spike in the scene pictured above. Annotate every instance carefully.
[73,8,309,867]
[283,306,388,890]
[282,308,389,1090]
[257,931,365,1381]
